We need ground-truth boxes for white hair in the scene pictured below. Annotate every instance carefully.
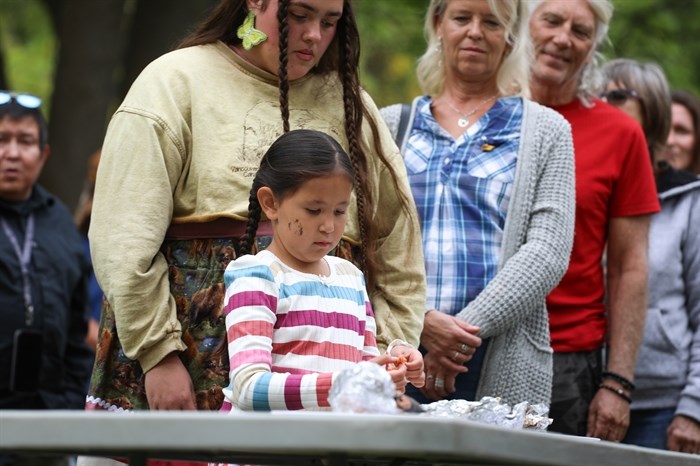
[529,0,614,106]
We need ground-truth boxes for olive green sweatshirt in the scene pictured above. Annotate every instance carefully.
[89,41,426,372]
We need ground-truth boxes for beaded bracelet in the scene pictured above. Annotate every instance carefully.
[602,371,636,391]
[599,384,632,404]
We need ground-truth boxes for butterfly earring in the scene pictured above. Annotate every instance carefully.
[237,10,268,50]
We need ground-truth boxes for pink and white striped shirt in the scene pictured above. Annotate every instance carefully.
[220,250,379,412]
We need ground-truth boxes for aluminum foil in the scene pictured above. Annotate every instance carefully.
[329,361,399,414]
[420,396,552,430]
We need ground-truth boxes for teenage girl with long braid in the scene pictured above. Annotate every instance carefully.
[82,0,425,420]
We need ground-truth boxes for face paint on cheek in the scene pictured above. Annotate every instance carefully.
[287,220,304,236]
[293,219,303,236]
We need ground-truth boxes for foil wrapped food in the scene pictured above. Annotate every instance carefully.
[329,361,399,414]
[421,396,552,430]
[327,362,551,429]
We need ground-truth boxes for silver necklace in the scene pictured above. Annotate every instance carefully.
[445,94,499,128]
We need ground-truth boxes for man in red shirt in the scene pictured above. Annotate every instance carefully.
[529,0,660,441]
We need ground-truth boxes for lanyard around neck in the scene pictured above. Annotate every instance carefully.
[1,214,36,325]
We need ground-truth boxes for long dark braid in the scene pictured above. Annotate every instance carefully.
[240,184,263,256]
[337,1,377,291]
[277,0,291,133]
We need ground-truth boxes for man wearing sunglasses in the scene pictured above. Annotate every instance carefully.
[528,0,660,443]
[0,91,93,466]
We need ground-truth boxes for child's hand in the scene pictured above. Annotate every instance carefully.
[389,346,425,388]
[370,353,409,394]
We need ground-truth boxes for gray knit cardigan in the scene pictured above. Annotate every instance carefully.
[381,98,576,405]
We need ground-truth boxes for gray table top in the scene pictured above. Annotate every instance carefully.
[1,410,699,465]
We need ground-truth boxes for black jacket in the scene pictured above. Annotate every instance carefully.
[655,162,700,194]
[0,184,93,409]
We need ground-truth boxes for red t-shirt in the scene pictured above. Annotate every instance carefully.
[546,98,660,352]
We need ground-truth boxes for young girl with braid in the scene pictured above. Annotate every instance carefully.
[83,0,425,425]
[219,129,423,414]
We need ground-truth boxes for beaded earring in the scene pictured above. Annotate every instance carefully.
[237,10,268,50]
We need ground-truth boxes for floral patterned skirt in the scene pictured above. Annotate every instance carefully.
[85,235,361,412]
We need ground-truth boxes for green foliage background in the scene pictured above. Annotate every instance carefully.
[353,0,700,107]
[1,0,699,115]
[0,0,55,107]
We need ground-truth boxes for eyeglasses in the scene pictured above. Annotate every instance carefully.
[0,91,42,109]
[602,89,642,106]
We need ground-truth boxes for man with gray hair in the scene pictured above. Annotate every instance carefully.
[528,0,660,441]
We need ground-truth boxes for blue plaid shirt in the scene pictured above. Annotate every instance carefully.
[405,96,523,315]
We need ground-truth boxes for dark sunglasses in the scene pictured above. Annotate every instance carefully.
[602,88,642,106]
[0,91,42,109]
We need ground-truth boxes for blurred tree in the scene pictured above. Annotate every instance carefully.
[0,0,216,210]
[0,0,55,101]
[0,30,6,90]
[119,0,219,99]
[42,0,218,209]
[43,0,127,210]
[40,0,61,34]
[354,0,426,108]
[604,0,700,92]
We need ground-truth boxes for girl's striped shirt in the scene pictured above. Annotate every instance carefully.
[220,250,378,412]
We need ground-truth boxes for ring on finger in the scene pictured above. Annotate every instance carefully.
[460,343,469,354]
[452,351,460,363]
[426,374,435,381]
[434,378,445,389]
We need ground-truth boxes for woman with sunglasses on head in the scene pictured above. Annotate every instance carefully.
[601,59,669,160]
[82,0,425,426]
[663,90,700,175]
[602,58,700,454]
